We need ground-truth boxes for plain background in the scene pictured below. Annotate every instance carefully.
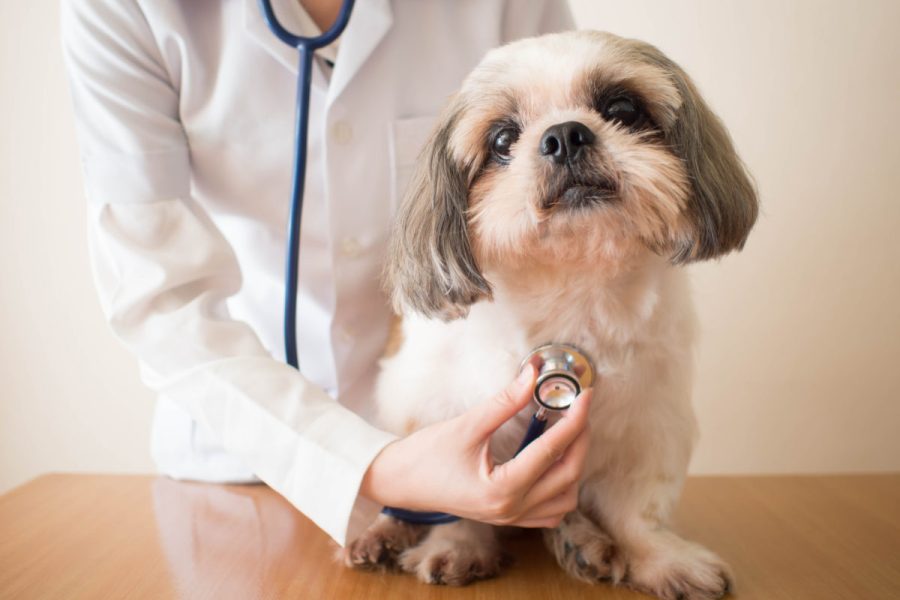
[1,0,898,495]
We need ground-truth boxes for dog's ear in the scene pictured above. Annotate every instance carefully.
[639,46,759,262]
[385,98,491,320]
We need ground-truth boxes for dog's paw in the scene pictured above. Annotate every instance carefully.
[398,520,505,586]
[398,538,505,585]
[544,510,625,584]
[340,514,427,571]
[625,536,733,600]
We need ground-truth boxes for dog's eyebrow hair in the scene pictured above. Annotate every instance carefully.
[583,72,644,107]
[486,115,521,135]
[484,90,519,125]
[577,68,663,133]
[475,84,518,114]
[457,88,520,165]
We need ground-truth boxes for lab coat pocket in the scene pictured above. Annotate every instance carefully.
[388,115,438,214]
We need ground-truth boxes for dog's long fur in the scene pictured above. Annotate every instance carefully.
[348,31,757,600]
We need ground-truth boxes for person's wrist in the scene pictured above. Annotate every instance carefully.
[360,438,403,507]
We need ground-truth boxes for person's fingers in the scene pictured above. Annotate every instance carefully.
[520,425,590,508]
[465,363,536,441]
[516,483,579,524]
[523,352,545,374]
[496,388,592,490]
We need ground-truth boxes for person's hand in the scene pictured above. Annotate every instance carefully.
[360,363,592,528]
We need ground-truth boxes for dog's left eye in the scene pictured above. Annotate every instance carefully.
[602,96,646,128]
[490,127,519,164]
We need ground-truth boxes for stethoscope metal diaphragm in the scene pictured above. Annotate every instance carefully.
[522,343,595,413]
[511,343,595,458]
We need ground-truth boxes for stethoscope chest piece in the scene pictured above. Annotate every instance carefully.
[384,343,595,526]
[512,343,595,457]
[522,343,595,412]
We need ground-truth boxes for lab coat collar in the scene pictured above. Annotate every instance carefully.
[243,0,393,104]
[326,0,393,105]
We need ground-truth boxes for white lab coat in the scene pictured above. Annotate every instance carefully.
[61,0,574,546]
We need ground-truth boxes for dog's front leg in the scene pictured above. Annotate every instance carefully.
[342,513,429,571]
[398,519,506,585]
[580,471,733,600]
[543,508,625,584]
[617,521,732,600]
[545,475,731,599]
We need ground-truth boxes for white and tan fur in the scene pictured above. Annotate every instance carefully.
[346,31,757,600]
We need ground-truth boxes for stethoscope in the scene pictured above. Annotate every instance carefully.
[381,344,595,525]
[258,2,596,526]
[258,0,356,369]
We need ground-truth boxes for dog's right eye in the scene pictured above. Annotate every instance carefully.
[490,127,519,164]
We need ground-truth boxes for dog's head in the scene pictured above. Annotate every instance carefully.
[387,31,757,320]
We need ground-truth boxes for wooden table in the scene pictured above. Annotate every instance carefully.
[1,474,898,599]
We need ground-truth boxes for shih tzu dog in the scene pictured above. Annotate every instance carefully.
[346,30,757,600]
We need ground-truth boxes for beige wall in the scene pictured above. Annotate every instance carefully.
[569,0,900,473]
[0,2,156,493]
[1,1,898,494]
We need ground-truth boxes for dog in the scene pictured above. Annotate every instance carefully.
[346,30,757,600]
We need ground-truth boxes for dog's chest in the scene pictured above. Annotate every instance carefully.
[374,266,690,449]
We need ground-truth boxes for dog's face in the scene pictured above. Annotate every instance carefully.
[389,31,758,320]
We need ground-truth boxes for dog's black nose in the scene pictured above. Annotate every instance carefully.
[539,121,595,165]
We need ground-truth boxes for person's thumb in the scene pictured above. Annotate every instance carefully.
[466,363,535,440]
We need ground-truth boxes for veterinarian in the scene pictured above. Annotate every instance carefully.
[61,0,590,546]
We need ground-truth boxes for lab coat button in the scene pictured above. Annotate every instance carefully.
[341,237,362,257]
[332,121,353,145]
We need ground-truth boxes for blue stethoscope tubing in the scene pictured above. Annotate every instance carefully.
[257,0,452,527]
[258,0,557,528]
[257,0,356,369]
